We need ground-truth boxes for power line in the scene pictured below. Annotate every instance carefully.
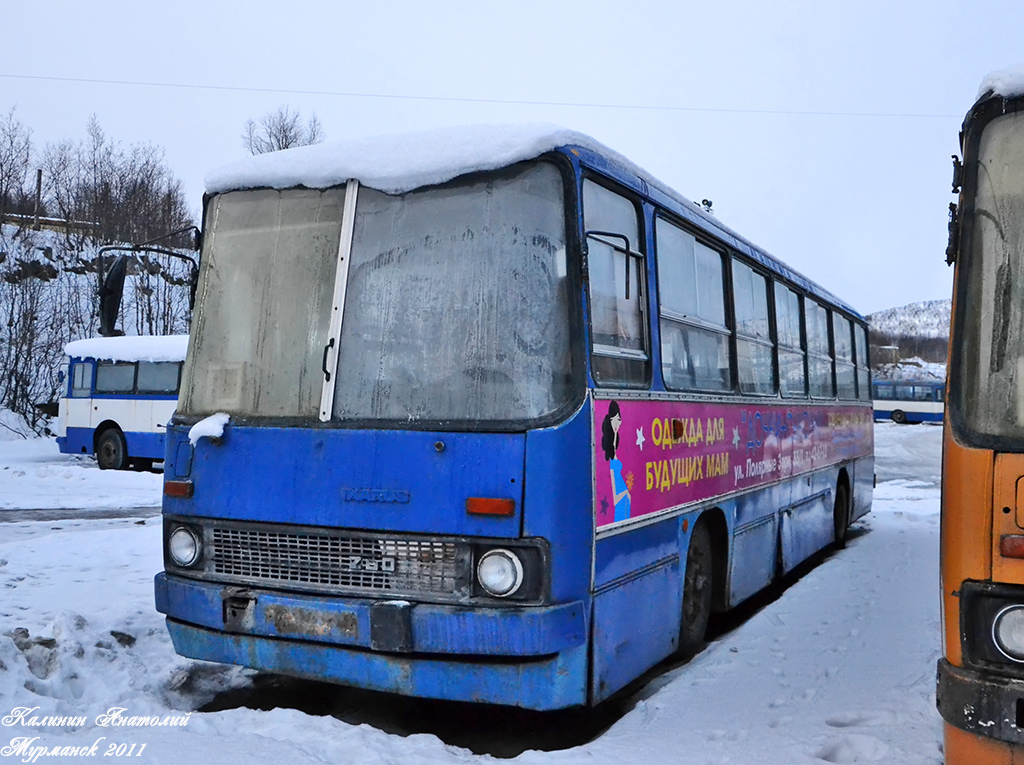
[0,72,959,120]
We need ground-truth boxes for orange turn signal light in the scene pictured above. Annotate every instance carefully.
[466,497,515,516]
[1000,535,1024,559]
[164,480,194,499]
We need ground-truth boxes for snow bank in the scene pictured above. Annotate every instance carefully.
[205,123,623,195]
[979,63,1024,99]
[63,335,189,363]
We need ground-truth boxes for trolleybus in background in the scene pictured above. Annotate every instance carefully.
[155,125,874,710]
[871,379,944,424]
[938,71,1024,762]
[57,335,188,470]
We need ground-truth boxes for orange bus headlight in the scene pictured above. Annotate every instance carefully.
[994,606,1024,662]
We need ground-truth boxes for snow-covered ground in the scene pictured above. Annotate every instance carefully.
[0,423,943,764]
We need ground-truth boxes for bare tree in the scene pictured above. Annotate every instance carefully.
[0,106,33,223]
[242,105,324,155]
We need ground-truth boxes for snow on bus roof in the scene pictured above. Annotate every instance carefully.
[206,123,621,195]
[978,63,1024,99]
[205,122,861,318]
[64,335,188,362]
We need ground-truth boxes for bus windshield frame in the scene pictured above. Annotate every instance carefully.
[180,157,585,432]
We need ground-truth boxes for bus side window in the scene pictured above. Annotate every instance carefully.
[95,361,136,394]
[854,323,871,401]
[806,299,835,399]
[833,314,857,400]
[583,179,648,387]
[774,282,806,398]
[71,362,94,398]
[655,217,731,393]
[137,361,182,394]
[732,259,775,394]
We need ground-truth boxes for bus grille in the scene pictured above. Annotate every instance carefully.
[209,527,459,596]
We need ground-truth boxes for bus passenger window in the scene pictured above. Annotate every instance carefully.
[583,179,648,387]
[71,362,93,398]
[806,300,835,398]
[733,260,775,395]
[95,362,136,394]
[137,361,182,394]
[656,217,731,392]
[775,283,806,397]
[833,314,857,400]
[854,323,871,400]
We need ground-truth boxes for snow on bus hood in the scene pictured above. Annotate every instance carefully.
[979,63,1024,99]
[205,123,629,195]
[63,335,189,362]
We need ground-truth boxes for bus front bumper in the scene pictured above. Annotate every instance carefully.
[155,572,590,710]
[938,658,1024,745]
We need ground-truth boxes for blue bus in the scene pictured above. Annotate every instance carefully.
[155,125,874,709]
[57,335,188,470]
[871,379,944,424]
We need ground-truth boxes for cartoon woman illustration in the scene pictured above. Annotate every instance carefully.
[601,401,632,522]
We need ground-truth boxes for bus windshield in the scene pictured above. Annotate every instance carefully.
[181,160,574,427]
[957,111,1024,439]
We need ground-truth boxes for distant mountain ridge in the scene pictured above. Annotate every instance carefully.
[866,298,951,372]
[866,299,951,340]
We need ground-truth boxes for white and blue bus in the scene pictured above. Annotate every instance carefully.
[56,335,188,470]
[871,379,944,424]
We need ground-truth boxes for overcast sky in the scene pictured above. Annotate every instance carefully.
[3,0,1020,315]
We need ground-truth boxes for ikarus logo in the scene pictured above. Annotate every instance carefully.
[340,488,411,504]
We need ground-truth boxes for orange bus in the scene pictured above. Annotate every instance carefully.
[938,70,1024,762]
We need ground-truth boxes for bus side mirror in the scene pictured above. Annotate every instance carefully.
[98,254,128,337]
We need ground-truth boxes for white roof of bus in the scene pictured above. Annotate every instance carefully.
[206,123,627,195]
[979,63,1024,98]
[64,335,188,362]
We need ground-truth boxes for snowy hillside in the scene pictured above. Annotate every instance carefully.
[866,299,951,339]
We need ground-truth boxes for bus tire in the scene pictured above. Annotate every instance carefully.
[96,428,128,471]
[891,410,907,424]
[833,482,850,549]
[680,521,713,656]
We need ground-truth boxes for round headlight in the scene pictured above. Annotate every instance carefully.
[994,605,1024,662]
[168,526,200,567]
[477,549,524,597]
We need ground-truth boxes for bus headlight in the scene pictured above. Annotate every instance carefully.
[993,606,1024,661]
[476,549,524,597]
[168,526,201,567]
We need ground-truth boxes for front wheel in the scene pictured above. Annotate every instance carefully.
[96,428,128,471]
[833,483,850,549]
[891,410,907,424]
[680,521,713,656]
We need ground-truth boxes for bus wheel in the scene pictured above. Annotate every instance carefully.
[891,410,907,424]
[680,521,713,656]
[96,429,128,471]
[833,483,850,549]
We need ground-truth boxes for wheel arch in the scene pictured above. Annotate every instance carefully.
[694,507,730,613]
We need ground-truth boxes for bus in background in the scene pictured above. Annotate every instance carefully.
[938,70,1024,762]
[155,125,873,710]
[57,335,188,470]
[871,380,944,424]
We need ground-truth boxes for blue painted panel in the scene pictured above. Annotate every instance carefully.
[166,619,588,710]
[780,489,834,573]
[852,454,874,522]
[163,424,525,537]
[522,403,594,602]
[594,516,679,588]
[731,514,778,604]
[58,427,93,455]
[123,430,165,460]
[591,557,681,703]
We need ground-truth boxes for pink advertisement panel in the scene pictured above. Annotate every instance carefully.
[594,398,873,529]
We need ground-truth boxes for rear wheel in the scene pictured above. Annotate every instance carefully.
[891,410,907,424]
[833,483,850,549]
[680,521,713,655]
[96,428,128,471]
